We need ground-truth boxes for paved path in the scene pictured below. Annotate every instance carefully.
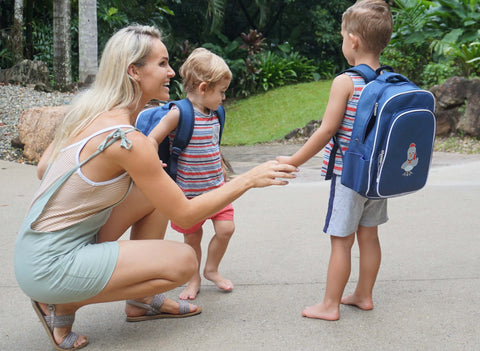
[1,147,479,350]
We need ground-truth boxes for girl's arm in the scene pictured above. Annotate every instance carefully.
[114,132,297,229]
[147,108,180,148]
[277,74,353,167]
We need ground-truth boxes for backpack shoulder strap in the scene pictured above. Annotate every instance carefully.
[326,64,382,180]
[168,98,195,181]
[342,64,378,83]
[216,105,226,143]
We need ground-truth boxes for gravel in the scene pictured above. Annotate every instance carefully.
[1,83,480,166]
[0,83,75,164]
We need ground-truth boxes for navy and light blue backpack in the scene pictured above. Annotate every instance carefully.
[326,64,436,199]
[136,98,225,182]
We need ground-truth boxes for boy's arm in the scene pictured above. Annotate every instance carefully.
[147,108,181,148]
[277,74,353,167]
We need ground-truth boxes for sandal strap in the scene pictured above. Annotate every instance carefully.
[178,300,191,314]
[45,305,75,329]
[149,293,166,313]
[126,293,166,316]
[58,332,79,349]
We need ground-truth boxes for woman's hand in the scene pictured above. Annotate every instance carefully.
[243,160,298,188]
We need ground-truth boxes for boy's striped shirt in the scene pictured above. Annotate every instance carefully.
[321,73,367,177]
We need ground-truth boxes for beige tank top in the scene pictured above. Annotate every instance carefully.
[31,126,133,232]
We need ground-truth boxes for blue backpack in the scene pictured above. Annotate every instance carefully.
[326,64,436,198]
[136,98,225,181]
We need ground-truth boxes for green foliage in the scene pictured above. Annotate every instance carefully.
[421,62,462,88]
[254,48,316,93]
[389,0,480,82]
[97,3,129,51]
[31,20,53,71]
[0,39,15,69]
[444,41,480,77]
[381,46,429,85]
[222,80,332,145]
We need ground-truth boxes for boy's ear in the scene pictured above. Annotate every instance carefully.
[349,33,360,49]
[198,81,209,94]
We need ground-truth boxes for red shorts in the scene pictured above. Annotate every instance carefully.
[171,203,234,234]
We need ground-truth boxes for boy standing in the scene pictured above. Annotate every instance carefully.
[277,0,393,320]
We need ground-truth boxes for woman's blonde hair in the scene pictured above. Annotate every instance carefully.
[342,0,393,55]
[180,48,232,93]
[50,24,162,160]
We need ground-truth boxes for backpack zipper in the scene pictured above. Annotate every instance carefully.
[373,102,379,117]
[377,150,384,181]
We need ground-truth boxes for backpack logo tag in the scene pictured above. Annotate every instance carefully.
[401,142,418,176]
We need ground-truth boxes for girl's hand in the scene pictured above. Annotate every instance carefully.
[276,155,293,165]
[244,160,298,188]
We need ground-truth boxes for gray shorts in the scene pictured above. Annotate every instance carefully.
[324,175,388,237]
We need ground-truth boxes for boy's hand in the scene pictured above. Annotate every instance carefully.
[276,155,293,165]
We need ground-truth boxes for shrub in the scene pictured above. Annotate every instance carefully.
[421,62,462,88]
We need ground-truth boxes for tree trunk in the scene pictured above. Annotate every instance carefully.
[78,0,98,83]
[25,0,34,59]
[53,0,72,90]
[12,0,24,62]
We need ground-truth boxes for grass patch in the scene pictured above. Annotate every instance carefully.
[222,80,332,145]
[434,136,480,154]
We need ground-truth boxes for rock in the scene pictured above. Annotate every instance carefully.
[430,76,468,108]
[435,108,461,136]
[459,78,480,137]
[17,106,69,163]
[431,76,480,138]
[0,59,50,86]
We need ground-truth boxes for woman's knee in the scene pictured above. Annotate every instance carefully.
[176,243,198,276]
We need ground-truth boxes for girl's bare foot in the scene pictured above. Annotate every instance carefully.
[302,302,339,321]
[204,270,233,292]
[179,273,201,300]
[341,294,374,310]
[38,302,89,349]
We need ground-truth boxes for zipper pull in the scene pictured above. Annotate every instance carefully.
[373,102,379,117]
[377,150,385,180]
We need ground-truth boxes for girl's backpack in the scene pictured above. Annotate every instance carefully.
[136,98,225,182]
[326,65,436,198]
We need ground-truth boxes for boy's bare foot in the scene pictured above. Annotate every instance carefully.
[302,303,339,321]
[204,271,233,292]
[179,274,201,300]
[341,294,374,310]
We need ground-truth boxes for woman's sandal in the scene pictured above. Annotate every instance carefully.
[31,300,88,351]
[126,293,202,322]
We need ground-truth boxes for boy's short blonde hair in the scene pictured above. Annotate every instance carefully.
[342,0,393,55]
[180,48,232,93]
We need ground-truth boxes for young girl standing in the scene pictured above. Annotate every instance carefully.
[148,48,235,300]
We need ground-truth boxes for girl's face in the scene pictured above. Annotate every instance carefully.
[134,39,175,102]
[202,77,230,112]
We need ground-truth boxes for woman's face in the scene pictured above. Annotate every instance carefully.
[135,39,175,102]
